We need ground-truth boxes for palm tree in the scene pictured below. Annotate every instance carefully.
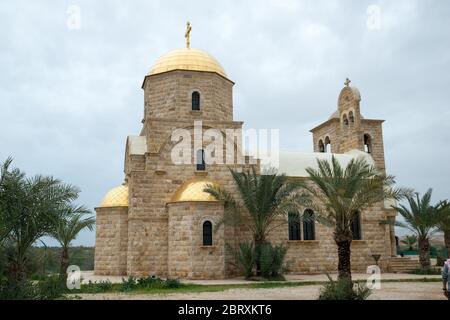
[303,156,407,281]
[436,200,450,257]
[394,189,440,269]
[204,167,309,275]
[401,235,418,251]
[0,158,81,281]
[51,208,94,276]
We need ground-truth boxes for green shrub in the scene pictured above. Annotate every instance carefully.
[119,276,137,292]
[0,278,38,300]
[318,275,372,300]
[82,280,113,293]
[259,243,287,279]
[164,278,181,289]
[37,275,67,300]
[409,267,442,275]
[234,242,255,279]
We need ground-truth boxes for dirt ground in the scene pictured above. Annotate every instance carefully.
[76,282,448,300]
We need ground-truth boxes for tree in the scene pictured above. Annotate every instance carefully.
[394,189,441,269]
[436,200,450,257]
[204,167,309,276]
[0,158,81,281]
[51,208,94,276]
[303,156,407,281]
[400,235,418,251]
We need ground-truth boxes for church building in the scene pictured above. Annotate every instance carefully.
[94,24,397,279]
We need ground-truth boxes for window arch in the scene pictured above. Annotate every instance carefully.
[343,114,349,126]
[349,111,355,124]
[351,212,362,240]
[202,220,212,246]
[303,209,315,240]
[318,139,325,153]
[363,134,372,154]
[324,136,331,153]
[288,212,301,240]
[192,91,200,111]
[196,149,205,171]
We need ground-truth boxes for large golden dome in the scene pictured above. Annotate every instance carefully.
[99,184,128,207]
[148,48,227,78]
[171,179,219,202]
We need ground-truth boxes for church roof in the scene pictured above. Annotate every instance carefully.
[171,179,219,202]
[99,184,128,208]
[148,48,227,79]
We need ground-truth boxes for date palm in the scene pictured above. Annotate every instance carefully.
[436,200,450,257]
[303,156,407,281]
[0,158,81,281]
[204,167,309,276]
[394,189,440,269]
[401,235,418,251]
[51,207,94,276]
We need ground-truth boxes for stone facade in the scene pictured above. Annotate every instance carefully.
[94,52,397,279]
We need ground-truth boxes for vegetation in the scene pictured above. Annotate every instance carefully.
[318,274,372,300]
[0,157,94,299]
[394,189,441,269]
[409,267,442,275]
[436,200,450,257]
[302,156,407,281]
[401,235,418,251]
[204,167,308,278]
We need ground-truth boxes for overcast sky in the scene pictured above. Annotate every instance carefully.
[1,0,449,246]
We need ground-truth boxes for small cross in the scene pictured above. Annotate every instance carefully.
[344,78,351,87]
[185,21,192,48]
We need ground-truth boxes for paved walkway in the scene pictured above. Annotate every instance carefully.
[81,271,441,285]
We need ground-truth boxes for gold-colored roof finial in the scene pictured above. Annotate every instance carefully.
[185,21,192,48]
[344,77,351,87]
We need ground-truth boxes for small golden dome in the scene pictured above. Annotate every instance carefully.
[171,179,219,202]
[148,48,227,78]
[99,184,128,207]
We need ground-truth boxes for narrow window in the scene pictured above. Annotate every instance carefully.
[202,221,212,246]
[343,114,349,126]
[351,212,362,240]
[349,111,355,124]
[192,91,200,111]
[318,140,325,153]
[288,212,301,240]
[196,149,205,171]
[324,136,331,153]
[364,134,372,154]
[303,209,315,240]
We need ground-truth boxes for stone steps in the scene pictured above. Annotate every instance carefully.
[388,257,420,273]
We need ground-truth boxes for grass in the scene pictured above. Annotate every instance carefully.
[70,277,443,296]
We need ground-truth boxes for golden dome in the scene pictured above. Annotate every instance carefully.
[148,48,227,78]
[171,180,219,202]
[99,184,128,207]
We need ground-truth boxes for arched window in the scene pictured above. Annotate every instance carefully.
[318,140,325,153]
[192,91,200,111]
[288,212,301,240]
[324,136,331,153]
[303,209,315,240]
[202,221,212,246]
[349,111,355,124]
[351,212,362,240]
[196,149,205,171]
[343,114,349,126]
[364,134,372,154]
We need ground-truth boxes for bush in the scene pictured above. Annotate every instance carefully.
[318,275,372,300]
[164,278,181,289]
[37,275,67,300]
[409,267,442,275]
[82,280,112,293]
[259,243,287,279]
[120,276,137,292]
[0,278,38,300]
[231,242,255,279]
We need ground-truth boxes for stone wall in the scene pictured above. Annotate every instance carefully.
[94,206,128,275]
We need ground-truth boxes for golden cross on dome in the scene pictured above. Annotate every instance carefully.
[344,78,351,87]
[185,21,192,48]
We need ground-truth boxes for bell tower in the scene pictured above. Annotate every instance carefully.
[310,79,386,173]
